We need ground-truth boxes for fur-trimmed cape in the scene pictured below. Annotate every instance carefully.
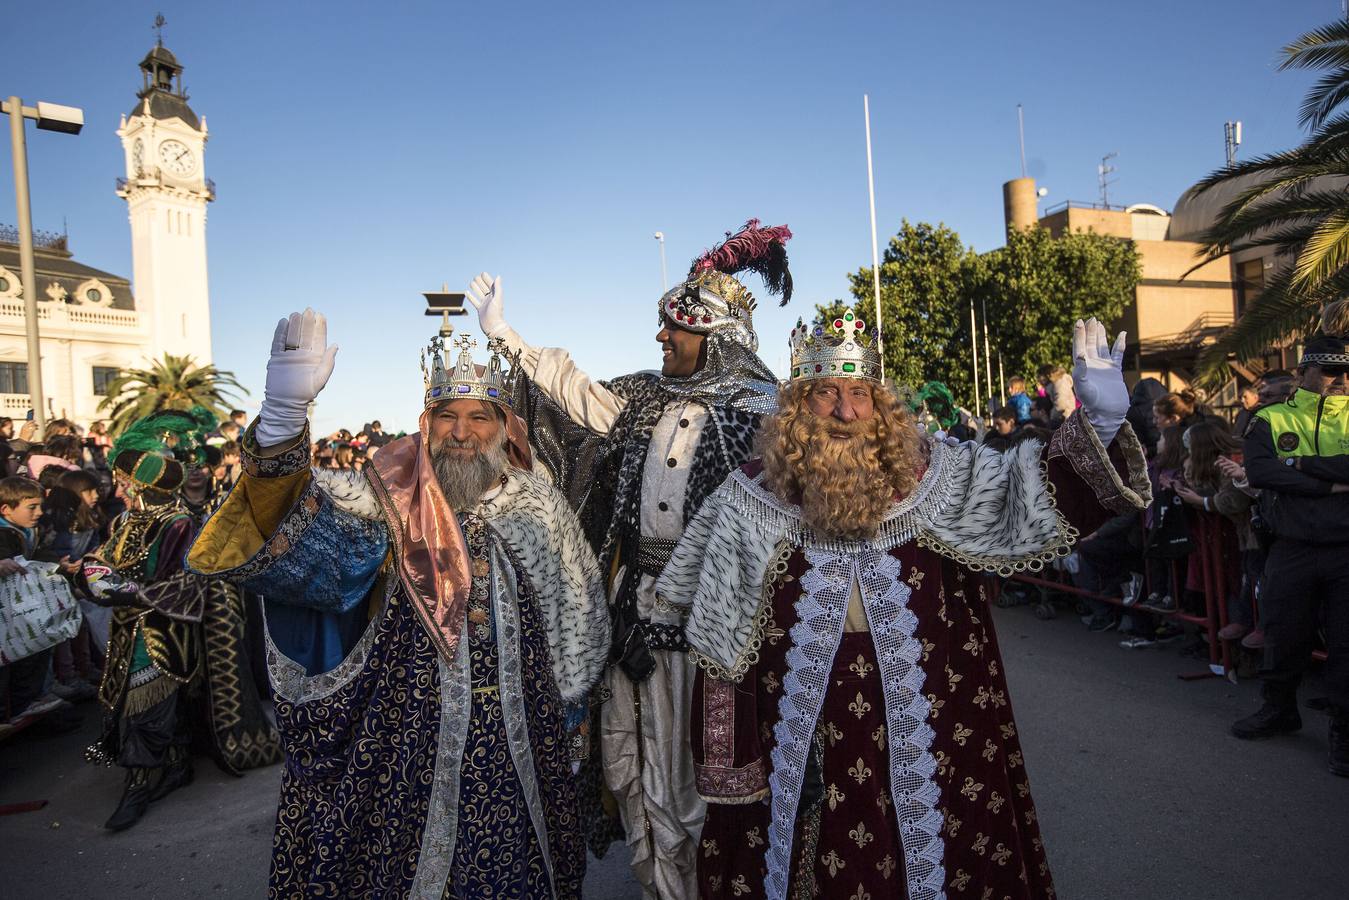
[315,465,609,703]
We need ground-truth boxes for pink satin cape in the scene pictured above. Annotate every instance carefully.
[366,405,533,663]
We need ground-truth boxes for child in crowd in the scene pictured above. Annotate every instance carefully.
[1007,375,1033,423]
[0,476,81,726]
[982,406,1020,451]
[40,469,105,701]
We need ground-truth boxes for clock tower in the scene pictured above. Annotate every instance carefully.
[116,38,214,366]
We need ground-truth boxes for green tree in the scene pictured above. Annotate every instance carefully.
[1190,18,1349,379]
[832,221,981,404]
[828,221,1138,411]
[975,225,1140,400]
[98,353,246,435]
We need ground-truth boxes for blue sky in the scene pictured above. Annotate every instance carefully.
[0,1,1329,434]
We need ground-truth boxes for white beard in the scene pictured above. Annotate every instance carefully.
[432,438,508,510]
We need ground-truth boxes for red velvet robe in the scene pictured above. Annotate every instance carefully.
[658,413,1151,900]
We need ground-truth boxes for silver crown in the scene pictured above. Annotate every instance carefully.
[420,334,520,410]
[788,309,882,383]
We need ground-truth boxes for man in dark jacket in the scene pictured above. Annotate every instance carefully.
[1125,377,1166,457]
[1231,335,1349,778]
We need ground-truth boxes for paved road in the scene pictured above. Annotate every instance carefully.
[3,605,1346,899]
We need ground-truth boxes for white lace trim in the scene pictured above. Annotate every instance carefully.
[263,599,382,704]
[410,639,472,899]
[861,550,944,900]
[763,547,943,900]
[764,547,851,899]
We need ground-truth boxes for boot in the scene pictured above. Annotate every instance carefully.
[149,747,194,802]
[103,767,155,831]
[1231,683,1302,740]
[1330,713,1349,778]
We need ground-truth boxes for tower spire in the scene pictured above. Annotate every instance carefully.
[153,12,166,47]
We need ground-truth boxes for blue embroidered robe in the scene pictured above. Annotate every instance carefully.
[187,431,608,900]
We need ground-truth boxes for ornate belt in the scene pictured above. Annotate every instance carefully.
[641,620,689,653]
[636,536,679,576]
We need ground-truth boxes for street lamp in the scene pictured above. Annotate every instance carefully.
[2,96,84,434]
[423,282,467,338]
[654,232,668,293]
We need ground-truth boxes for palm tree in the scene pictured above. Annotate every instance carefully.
[1191,18,1349,382]
[98,353,246,435]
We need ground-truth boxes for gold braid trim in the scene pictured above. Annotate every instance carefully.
[916,454,1079,577]
[688,538,794,684]
[122,669,180,717]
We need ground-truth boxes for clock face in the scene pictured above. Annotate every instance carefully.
[132,139,144,176]
[158,139,197,176]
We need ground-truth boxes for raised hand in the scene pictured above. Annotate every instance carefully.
[1071,317,1130,445]
[466,273,508,339]
[256,308,339,447]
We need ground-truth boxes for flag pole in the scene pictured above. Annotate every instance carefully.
[864,94,885,376]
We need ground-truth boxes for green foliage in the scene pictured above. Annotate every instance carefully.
[828,221,980,404]
[1191,17,1349,380]
[826,221,1139,409]
[97,354,246,436]
[974,225,1140,399]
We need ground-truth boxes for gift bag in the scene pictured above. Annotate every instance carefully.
[0,558,83,664]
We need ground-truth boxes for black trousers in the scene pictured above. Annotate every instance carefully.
[1261,538,1349,713]
[118,690,188,769]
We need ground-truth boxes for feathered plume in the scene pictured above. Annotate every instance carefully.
[691,219,794,306]
[112,406,218,466]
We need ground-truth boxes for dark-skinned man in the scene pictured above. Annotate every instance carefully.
[1232,331,1349,778]
[468,220,792,898]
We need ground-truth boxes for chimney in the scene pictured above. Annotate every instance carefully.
[1003,177,1039,233]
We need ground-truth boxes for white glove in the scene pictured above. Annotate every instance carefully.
[1071,317,1129,446]
[466,273,509,339]
[255,309,338,448]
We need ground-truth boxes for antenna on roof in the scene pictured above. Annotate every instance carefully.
[1097,152,1118,208]
[1224,121,1242,168]
[153,13,166,46]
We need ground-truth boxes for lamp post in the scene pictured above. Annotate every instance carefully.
[654,232,668,293]
[2,96,83,435]
[423,283,468,338]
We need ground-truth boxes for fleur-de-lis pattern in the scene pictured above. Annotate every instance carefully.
[694,545,1055,900]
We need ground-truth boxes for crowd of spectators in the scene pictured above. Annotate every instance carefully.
[991,365,1298,656]
[0,409,401,738]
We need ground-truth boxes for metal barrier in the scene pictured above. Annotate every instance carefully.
[1005,508,1328,678]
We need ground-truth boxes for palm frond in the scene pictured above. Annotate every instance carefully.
[97,353,247,435]
[1195,268,1321,384]
[1280,19,1349,72]
[1293,209,1349,287]
[1298,66,1349,130]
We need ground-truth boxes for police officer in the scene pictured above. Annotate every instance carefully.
[1231,334,1349,778]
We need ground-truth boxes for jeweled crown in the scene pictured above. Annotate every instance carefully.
[788,309,882,383]
[420,334,520,410]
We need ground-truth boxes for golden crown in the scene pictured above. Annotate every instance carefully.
[420,334,520,410]
[788,309,882,383]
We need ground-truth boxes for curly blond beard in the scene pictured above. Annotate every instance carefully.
[758,380,925,541]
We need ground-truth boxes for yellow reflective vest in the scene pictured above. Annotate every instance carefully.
[1254,388,1349,459]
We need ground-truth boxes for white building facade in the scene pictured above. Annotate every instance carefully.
[0,40,213,425]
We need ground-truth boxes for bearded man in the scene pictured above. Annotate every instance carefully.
[656,312,1151,900]
[187,310,608,899]
[468,220,791,897]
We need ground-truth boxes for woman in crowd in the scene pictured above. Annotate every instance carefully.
[1153,390,1207,432]
[1173,420,1256,641]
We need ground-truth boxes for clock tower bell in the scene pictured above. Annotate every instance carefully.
[116,37,214,366]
